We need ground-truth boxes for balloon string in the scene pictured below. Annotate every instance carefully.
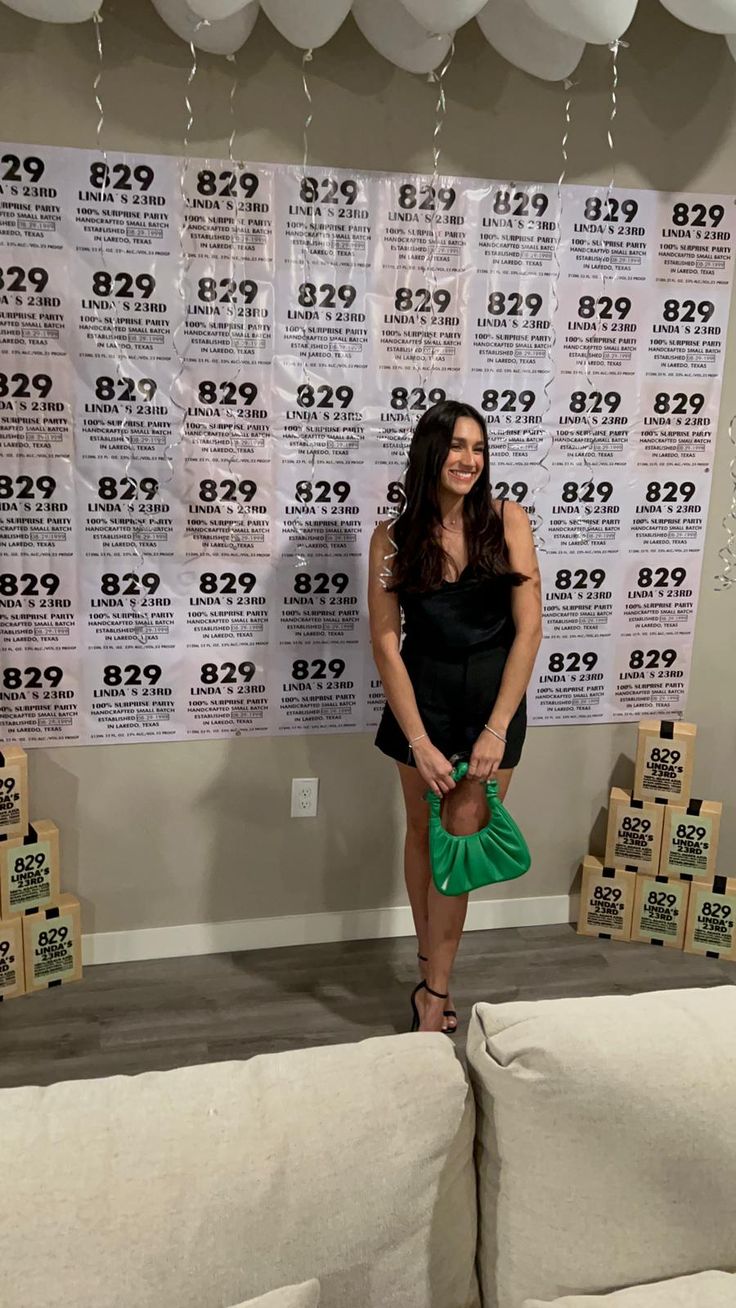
[295,46,316,571]
[430,38,454,178]
[227,52,238,164]
[606,38,622,165]
[715,411,736,590]
[169,30,206,564]
[559,78,573,192]
[92,12,104,142]
[92,8,148,645]
[576,37,628,544]
[185,39,197,146]
[418,36,455,394]
[381,41,455,587]
[534,75,576,553]
[302,47,314,173]
[223,51,241,554]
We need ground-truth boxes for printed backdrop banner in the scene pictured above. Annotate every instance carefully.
[0,142,733,745]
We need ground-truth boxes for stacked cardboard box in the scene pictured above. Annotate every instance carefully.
[578,720,734,962]
[0,744,82,1001]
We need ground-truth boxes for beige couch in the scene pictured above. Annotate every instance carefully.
[2,985,735,1308]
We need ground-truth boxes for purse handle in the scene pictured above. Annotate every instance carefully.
[425,760,499,811]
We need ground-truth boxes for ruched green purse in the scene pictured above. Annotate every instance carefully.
[425,761,531,896]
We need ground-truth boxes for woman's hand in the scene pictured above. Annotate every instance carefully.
[411,739,456,796]
[467,729,506,783]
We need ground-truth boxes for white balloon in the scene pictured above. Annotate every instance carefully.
[150,0,258,53]
[188,0,254,19]
[0,0,100,19]
[525,0,637,44]
[261,0,352,48]
[660,0,736,34]
[477,0,584,81]
[397,0,487,35]
[353,0,452,73]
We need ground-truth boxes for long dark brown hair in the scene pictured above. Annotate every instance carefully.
[386,399,526,593]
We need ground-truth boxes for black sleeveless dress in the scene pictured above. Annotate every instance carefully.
[374,517,527,770]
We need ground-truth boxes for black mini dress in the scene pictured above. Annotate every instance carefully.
[374,519,526,771]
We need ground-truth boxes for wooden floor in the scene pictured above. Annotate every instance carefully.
[0,924,733,1089]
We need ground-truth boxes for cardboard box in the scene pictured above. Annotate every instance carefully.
[0,745,28,839]
[605,788,665,874]
[0,915,25,1001]
[577,856,636,941]
[659,799,721,882]
[684,876,736,963]
[0,820,61,918]
[23,894,82,993]
[631,874,690,949]
[634,720,696,805]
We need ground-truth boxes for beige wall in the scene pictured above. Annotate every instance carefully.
[0,0,735,939]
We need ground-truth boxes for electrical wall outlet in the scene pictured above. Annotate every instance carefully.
[291,777,319,818]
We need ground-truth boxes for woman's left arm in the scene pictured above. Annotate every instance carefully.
[468,502,542,779]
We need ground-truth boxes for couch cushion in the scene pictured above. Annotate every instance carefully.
[235,1280,320,1308]
[1,1035,478,1308]
[467,986,736,1308]
[523,1269,736,1306]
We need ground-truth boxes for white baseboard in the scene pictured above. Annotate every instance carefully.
[82,893,574,966]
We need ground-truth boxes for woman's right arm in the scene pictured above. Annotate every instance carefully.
[368,524,455,796]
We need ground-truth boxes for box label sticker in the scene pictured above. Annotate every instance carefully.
[0,934,19,992]
[28,912,75,984]
[689,889,736,956]
[614,809,658,867]
[640,738,688,799]
[638,883,687,941]
[8,840,52,910]
[664,815,712,876]
[586,882,626,933]
[0,773,22,830]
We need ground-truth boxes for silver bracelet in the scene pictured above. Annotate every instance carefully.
[409,731,428,747]
[484,724,507,744]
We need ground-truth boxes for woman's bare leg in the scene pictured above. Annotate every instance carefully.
[397,762,458,1032]
[397,761,517,1032]
[397,762,432,950]
[420,767,515,1032]
[495,767,514,803]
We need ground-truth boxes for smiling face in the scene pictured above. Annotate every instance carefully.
[439,415,486,499]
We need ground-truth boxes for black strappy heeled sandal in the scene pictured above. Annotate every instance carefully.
[417,952,458,1033]
[410,980,451,1034]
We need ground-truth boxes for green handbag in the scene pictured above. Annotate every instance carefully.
[425,761,531,896]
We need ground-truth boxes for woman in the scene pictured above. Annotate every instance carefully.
[368,399,542,1035]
